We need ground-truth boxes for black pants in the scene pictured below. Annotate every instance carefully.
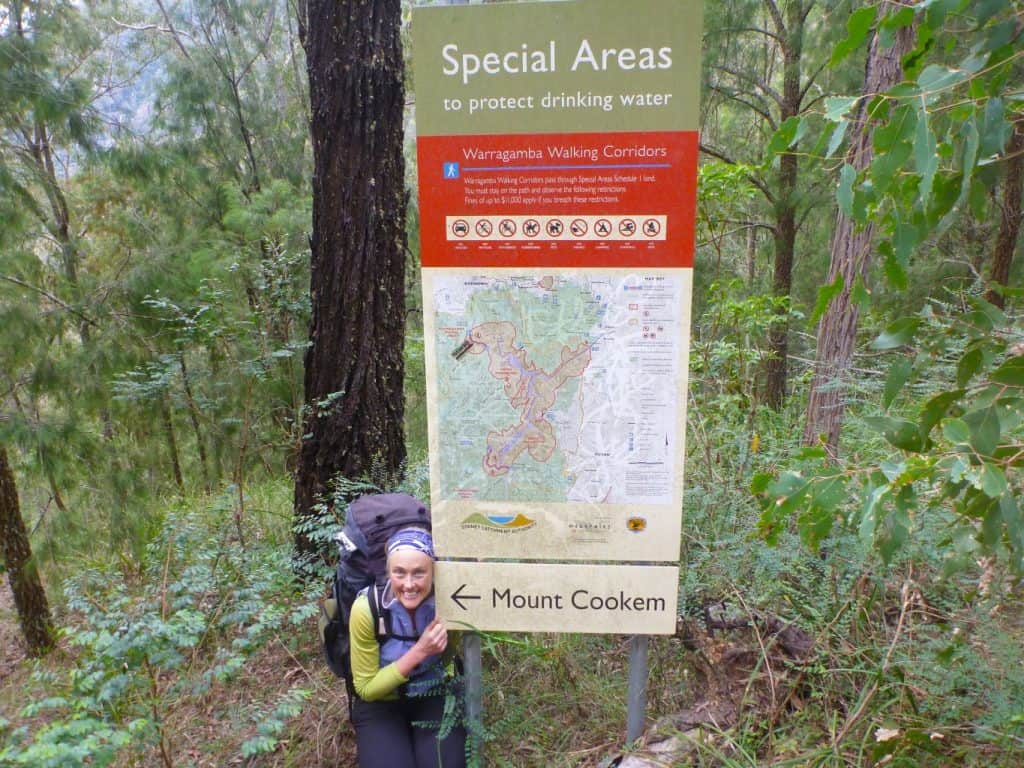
[351,693,467,768]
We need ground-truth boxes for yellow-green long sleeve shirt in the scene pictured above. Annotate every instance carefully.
[349,593,407,701]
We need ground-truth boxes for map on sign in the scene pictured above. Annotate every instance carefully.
[432,272,684,506]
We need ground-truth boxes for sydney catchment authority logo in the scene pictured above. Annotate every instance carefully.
[460,512,536,533]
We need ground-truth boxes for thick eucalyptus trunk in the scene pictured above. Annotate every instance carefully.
[0,445,55,656]
[803,8,916,454]
[294,0,408,556]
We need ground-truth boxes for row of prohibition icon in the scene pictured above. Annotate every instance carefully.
[446,215,667,242]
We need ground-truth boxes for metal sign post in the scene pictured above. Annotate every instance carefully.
[626,635,650,745]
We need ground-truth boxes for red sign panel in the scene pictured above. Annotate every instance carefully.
[418,130,697,268]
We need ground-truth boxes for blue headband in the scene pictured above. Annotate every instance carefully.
[386,528,435,560]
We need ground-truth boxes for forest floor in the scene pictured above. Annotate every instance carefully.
[0,584,356,766]
[2,579,1021,767]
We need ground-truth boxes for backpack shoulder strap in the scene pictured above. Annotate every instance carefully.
[368,585,423,643]
[368,584,387,640]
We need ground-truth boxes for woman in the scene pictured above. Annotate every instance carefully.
[349,527,467,768]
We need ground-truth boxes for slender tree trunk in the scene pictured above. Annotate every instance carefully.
[159,394,185,494]
[763,0,805,410]
[178,353,211,493]
[803,7,916,454]
[295,0,408,557]
[985,119,1023,310]
[0,445,55,656]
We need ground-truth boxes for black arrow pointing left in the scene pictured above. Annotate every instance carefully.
[451,584,482,611]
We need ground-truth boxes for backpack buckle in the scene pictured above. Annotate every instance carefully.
[334,530,358,554]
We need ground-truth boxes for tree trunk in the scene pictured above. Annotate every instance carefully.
[178,352,211,493]
[0,445,55,656]
[803,7,916,454]
[985,118,1023,310]
[294,0,408,557]
[159,393,185,494]
[763,0,806,411]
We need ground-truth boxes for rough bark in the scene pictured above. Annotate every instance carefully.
[0,445,55,656]
[294,0,407,556]
[763,0,804,411]
[985,119,1024,310]
[803,9,916,454]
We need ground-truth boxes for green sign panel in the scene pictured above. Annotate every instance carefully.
[412,0,702,135]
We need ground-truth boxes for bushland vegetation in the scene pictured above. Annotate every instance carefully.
[1,1,1021,766]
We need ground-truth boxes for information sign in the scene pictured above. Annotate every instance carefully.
[436,562,679,635]
[413,0,701,633]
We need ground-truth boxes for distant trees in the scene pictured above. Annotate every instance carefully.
[1,0,311,565]
[702,0,850,409]
[293,0,409,556]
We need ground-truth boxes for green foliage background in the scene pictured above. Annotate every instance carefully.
[0,0,1021,766]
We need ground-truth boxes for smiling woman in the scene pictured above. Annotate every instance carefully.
[348,528,467,768]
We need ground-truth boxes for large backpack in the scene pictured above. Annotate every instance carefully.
[318,493,431,696]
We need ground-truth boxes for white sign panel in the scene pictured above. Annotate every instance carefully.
[435,561,679,635]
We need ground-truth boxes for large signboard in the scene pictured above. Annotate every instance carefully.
[413,0,701,633]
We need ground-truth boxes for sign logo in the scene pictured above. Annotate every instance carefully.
[627,517,647,532]
[461,512,536,532]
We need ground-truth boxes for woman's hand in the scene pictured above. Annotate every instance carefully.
[395,618,448,678]
[414,617,448,656]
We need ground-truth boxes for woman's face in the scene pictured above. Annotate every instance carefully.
[387,549,434,611]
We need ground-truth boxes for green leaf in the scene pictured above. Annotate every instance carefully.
[811,273,844,323]
[894,219,920,264]
[936,117,980,237]
[914,108,939,209]
[858,483,887,545]
[979,97,1007,157]
[957,347,984,386]
[881,241,909,290]
[919,389,965,436]
[980,495,1002,548]
[811,475,848,513]
[798,505,835,551]
[883,358,913,410]
[979,463,1008,498]
[750,472,773,495]
[837,163,856,217]
[878,491,912,564]
[1000,494,1023,573]
[871,106,916,196]
[825,96,860,122]
[966,294,1007,328]
[918,64,968,97]
[942,418,970,445]
[826,120,849,158]
[830,7,878,66]
[865,416,926,452]
[871,317,920,350]
[963,406,1001,456]
[768,116,807,156]
[990,355,1024,386]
